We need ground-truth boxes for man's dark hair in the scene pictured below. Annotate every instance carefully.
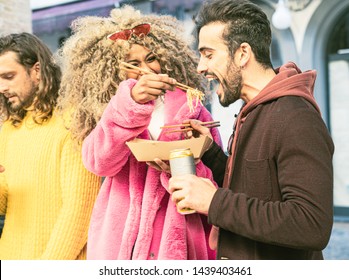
[194,0,273,69]
[0,32,61,126]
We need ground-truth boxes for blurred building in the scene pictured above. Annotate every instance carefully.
[27,0,349,219]
[0,0,32,35]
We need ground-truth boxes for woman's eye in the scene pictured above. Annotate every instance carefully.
[147,56,156,63]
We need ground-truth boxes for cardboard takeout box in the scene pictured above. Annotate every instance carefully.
[126,135,212,161]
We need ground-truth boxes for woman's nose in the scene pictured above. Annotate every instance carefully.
[140,62,154,74]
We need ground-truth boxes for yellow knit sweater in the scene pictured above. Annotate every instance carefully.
[0,112,101,259]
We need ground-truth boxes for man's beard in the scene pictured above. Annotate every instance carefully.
[219,63,242,107]
[8,84,38,112]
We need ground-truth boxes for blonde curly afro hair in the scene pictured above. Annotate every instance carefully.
[56,5,209,144]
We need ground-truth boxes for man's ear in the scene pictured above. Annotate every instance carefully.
[238,42,251,69]
[32,62,41,82]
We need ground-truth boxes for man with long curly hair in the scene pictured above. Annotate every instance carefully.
[56,6,222,260]
[0,32,100,259]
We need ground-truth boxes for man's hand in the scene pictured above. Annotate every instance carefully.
[0,165,5,173]
[182,119,213,141]
[168,174,217,215]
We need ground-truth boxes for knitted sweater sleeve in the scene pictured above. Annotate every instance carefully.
[82,79,154,177]
[39,135,100,260]
[0,173,7,215]
[0,133,7,215]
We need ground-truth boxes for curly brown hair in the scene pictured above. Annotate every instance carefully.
[0,32,61,126]
[56,5,209,144]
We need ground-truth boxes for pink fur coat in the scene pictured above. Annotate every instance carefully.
[82,80,221,260]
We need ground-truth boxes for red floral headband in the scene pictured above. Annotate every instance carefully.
[107,23,151,41]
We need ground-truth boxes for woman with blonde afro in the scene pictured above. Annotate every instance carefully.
[57,6,222,260]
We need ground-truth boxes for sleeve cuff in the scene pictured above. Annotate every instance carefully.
[208,188,228,226]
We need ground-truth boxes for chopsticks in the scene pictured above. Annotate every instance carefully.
[161,121,220,133]
[120,62,192,92]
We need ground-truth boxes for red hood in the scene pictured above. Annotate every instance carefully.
[223,62,321,188]
[241,61,320,118]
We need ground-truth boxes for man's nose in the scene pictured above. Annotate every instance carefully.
[197,57,208,74]
[0,82,9,94]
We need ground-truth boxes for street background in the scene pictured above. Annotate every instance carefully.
[323,219,349,260]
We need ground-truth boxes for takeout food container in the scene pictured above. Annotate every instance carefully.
[126,135,212,161]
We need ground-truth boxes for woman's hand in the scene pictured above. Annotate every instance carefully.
[146,158,171,173]
[146,158,201,173]
[131,74,176,104]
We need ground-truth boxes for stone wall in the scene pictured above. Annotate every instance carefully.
[0,0,32,36]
